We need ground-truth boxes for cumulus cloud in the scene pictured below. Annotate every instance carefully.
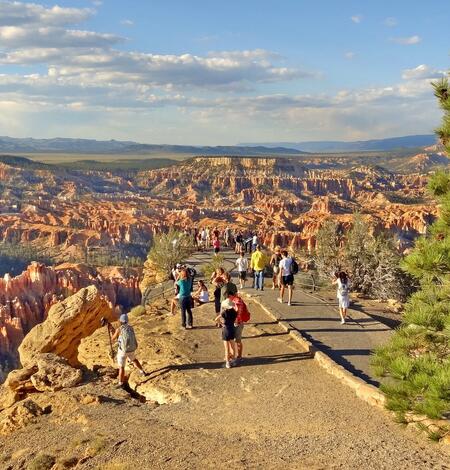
[351,14,363,24]
[344,51,356,60]
[0,1,93,26]
[120,19,134,26]
[390,35,421,45]
[401,64,445,80]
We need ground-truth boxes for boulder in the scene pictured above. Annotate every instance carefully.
[19,286,116,368]
[30,354,82,392]
[0,367,36,410]
[0,399,46,435]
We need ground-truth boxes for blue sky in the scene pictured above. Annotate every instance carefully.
[0,0,448,144]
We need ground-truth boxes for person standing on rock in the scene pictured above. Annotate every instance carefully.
[250,244,267,291]
[270,246,282,290]
[333,271,351,324]
[235,251,248,290]
[278,250,294,306]
[177,269,194,329]
[110,313,147,388]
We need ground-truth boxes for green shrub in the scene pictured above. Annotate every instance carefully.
[27,454,56,470]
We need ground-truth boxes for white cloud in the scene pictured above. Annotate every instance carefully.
[344,51,355,60]
[0,1,93,26]
[351,14,363,24]
[390,35,421,45]
[401,64,445,80]
[120,19,134,26]
[384,17,398,27]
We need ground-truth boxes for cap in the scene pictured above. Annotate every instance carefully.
[221,299,236,310]
[119,313,128,323]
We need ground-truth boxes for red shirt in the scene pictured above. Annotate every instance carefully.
[213,239,220,248]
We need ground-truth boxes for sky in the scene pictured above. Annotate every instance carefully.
[0,0,448,145]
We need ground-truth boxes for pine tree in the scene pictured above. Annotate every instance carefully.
[372,72,450,424]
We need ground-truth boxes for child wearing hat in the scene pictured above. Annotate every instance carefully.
[214,298,237,369]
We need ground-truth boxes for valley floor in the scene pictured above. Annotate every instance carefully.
[1,300,449,469]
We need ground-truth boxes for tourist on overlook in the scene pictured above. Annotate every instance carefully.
[235,231,243,254]
[235,251,248,289]
[213,236,221,256]
[192,279,210,306]
[109,313,147,388]
[221,271,238,301]
[251,233,258,252]
[333,271,351,324]
[205,227,211,249]
[177,268,194,329]
[224,226,232,247]
[250,244,267,291]
[270,246,283,290]
[278,250,294,306]
[200,227,207,250]
[214,298,237,369]
[211,267,226,317]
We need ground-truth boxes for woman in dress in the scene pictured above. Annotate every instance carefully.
[333,271,350,324]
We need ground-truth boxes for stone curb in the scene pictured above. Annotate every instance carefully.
[245,293,386,409]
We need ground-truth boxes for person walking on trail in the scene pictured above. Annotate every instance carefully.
[192,279,210,306]
[333,271,351,324]
[235,231,243,254]
[213,236,221,256]
[278,250,294,306]
[109,313,147,388]
[211,267,226,317]
[222,271,238,301]
[270,246,282,290]
[214,298,237,369]
[251,233,258,252]
[250,244,267,291]
[235,251,248,289]
[177,268,194,329]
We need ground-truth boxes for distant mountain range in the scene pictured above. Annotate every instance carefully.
[241,134,437,153]
[0,136,305,156]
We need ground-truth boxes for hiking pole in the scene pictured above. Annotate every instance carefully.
[101,317,115,359]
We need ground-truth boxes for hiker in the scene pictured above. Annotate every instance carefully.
[333,271,351,324]
[109,313,146,388]
[213,236,221,256]
[222,271,238,300]
[211,267,226,317]
[214,298,237,369]
[278,250,295,306]
[192,279,210,306]
[235,251,248,289]
[235,231,243,254]
[250,244,266,291]
[252,233,258,252]
[177,268,194,329]
[230,294,250,364]
[270,246,282,289]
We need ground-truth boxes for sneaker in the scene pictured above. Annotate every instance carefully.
[272,286,275,290]
[341,319,346,324]
[288,301,291,306]
[115,382,125,389]
[277,298,283,303]
[225,361,232,369]
[186,325,193,330]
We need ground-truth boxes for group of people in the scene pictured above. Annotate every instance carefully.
[111,228,352,386]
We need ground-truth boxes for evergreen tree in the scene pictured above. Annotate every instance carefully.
[372,72,450,424]
[314,219,340,277]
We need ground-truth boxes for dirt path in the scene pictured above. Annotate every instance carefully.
[1,300,448,469]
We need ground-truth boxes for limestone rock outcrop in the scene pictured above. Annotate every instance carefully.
[30,353,82,392]
[18,286,115,367]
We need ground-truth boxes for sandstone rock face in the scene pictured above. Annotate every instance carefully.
[30,353,82,392]
[0,398,45,435]
[0,262,140,374]
[19,286,115,367]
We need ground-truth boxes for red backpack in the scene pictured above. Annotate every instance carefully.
[231,295,251,323]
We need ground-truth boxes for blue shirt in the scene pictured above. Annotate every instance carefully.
[177,279,192,297]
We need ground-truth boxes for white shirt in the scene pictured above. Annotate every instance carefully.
[235,257,248,272]
[279,257,293,276]
[252,235,258,244]
[199,289,209,302]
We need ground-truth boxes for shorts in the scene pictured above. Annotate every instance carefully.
[282,274,294,286]
[117,349,135,368]
[214,247,220,253]
[234,323,244,342]
[338,296,350,309]
[222,326,235,341]
[238,271,247,280]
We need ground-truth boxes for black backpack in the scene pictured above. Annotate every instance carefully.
[291,259,299,275]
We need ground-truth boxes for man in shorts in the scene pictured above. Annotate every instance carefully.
[110,313,147,388]
[278,250,294,306]
[235,251,248,289]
